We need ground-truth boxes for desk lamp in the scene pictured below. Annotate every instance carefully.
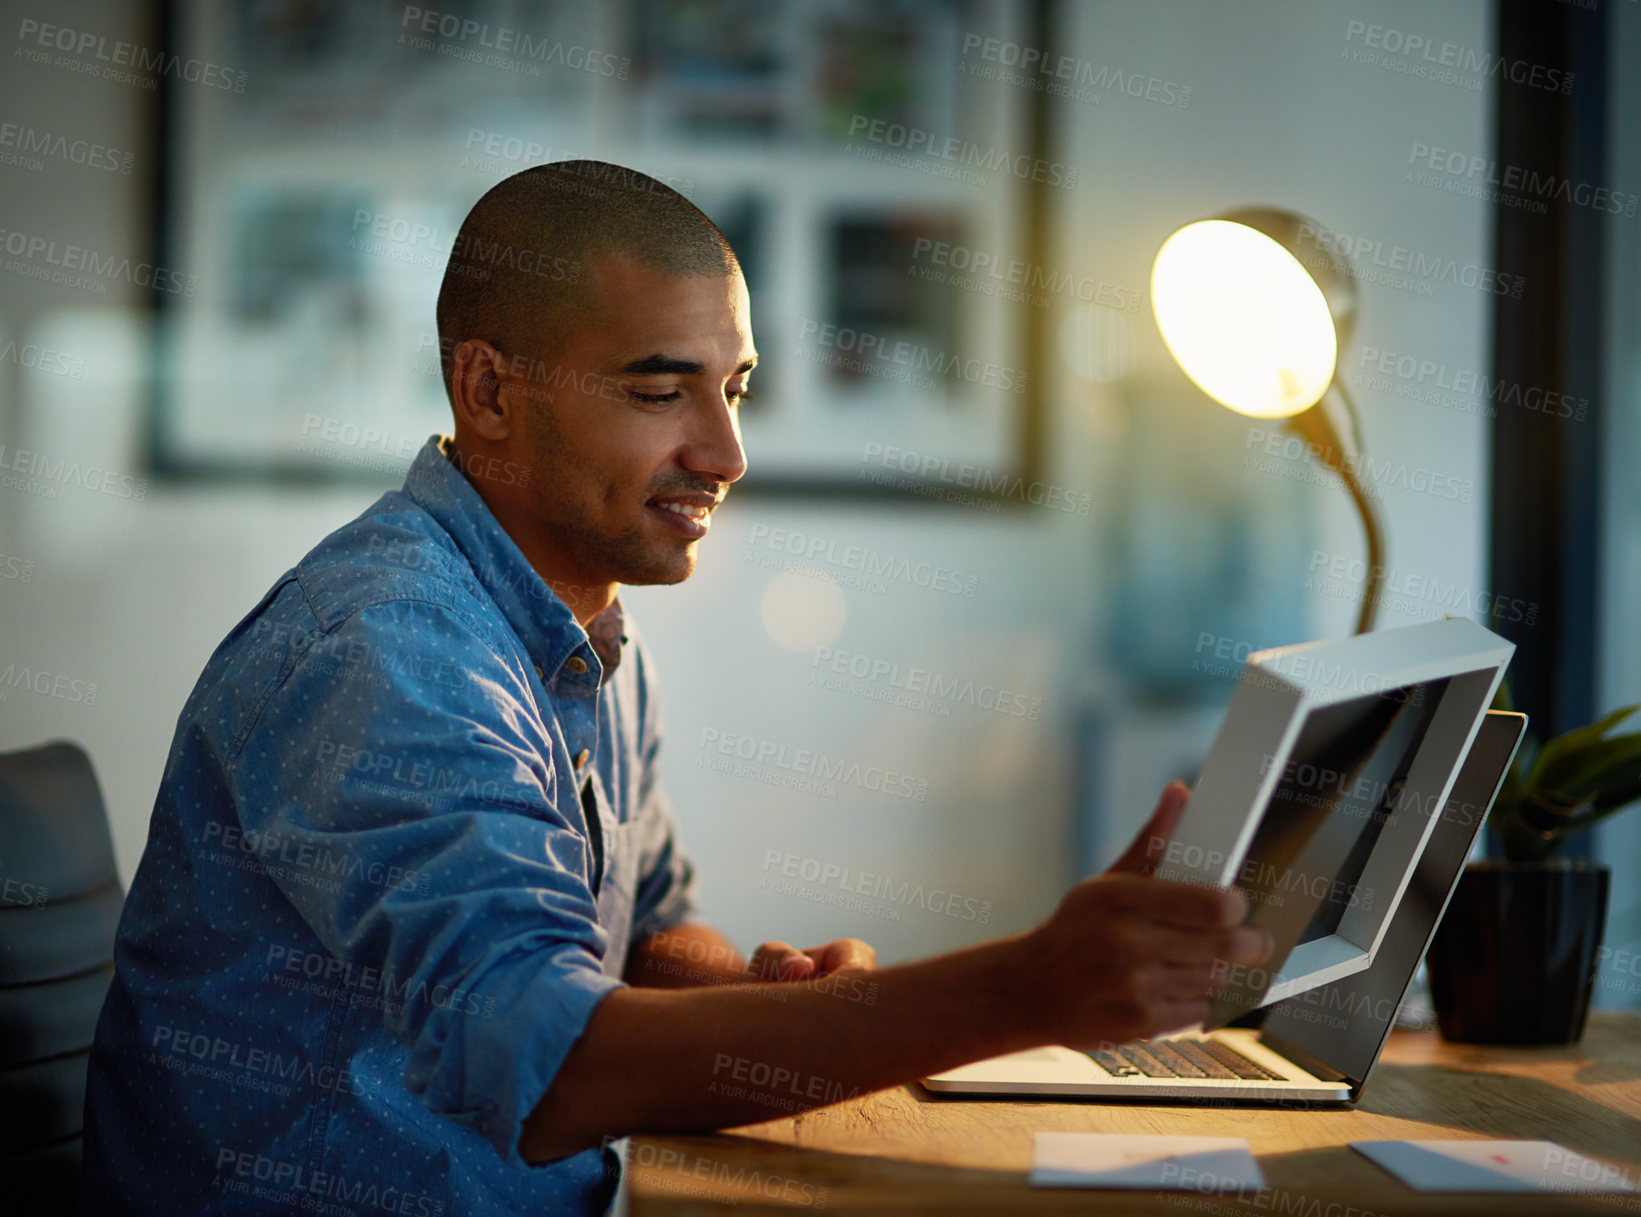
[1150,209,1384,634]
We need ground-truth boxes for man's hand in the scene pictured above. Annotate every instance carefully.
[1023,780,1273,1048]
[523,781,1269,1161]
[747,938,877,983]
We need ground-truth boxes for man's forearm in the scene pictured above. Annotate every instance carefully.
[623,923,747,988]
[524,785,1267,1164]
[521,931,1039,1162]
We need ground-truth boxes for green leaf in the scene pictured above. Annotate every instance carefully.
[1589,779,1641,817]
[1561,766,1641,806]
[1553,792,1641,833]
[1536,734,1641,799]
[1525,705,1640,790]
[1510,771,1641,839]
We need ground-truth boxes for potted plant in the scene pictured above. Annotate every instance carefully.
[1425,691,1641,1044]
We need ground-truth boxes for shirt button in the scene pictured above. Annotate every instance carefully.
[533,665,544,681]
[567,656,588,675]
[574,749,590,768]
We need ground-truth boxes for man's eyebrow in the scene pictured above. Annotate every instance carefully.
[621,354,702,375]
[619,354,760,376]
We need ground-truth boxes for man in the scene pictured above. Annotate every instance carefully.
[80,161,1270,1215]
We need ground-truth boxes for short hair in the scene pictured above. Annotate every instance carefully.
[434,160,739,405]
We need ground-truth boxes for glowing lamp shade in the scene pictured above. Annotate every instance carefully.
[1151,219,1339,419]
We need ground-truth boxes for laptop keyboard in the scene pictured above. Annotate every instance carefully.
[1085,1038,1281,1081]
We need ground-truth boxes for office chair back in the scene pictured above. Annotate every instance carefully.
[0,740,123,1215]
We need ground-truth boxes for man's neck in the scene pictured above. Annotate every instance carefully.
[549,579,619,628]
[447,438,616,627]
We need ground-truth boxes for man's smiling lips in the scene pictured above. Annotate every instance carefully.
[645,492,720,539]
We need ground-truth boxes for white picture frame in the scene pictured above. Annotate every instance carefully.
[1155,616,1516,1019]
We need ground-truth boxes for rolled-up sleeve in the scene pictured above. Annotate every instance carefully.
[229,597,625,1168]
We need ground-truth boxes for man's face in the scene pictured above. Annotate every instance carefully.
[500,251,753,590]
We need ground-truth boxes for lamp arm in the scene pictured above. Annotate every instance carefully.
[1285,385,1386,633]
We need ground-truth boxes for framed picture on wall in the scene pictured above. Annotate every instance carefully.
[152,0,1045,500]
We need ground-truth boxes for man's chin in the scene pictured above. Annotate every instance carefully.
[617,545,698,587]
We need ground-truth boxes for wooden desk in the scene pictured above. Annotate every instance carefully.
[626,1013,1641,1215]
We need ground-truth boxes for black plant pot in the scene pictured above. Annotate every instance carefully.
[1425,859,1610,1045]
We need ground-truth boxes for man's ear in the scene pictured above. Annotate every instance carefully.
[450,338,511,441]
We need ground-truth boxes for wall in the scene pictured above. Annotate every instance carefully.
[0,0,1495,968]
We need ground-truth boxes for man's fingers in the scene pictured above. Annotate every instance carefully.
[750,939,878,983]
[1146,997,1214,1038]
[805,938,877,977]
[1108,781,1190,875]
[1146,965,1224,1003]
[1131,955,1252,1007]
[748,941,816,982]
[1134,923,1274,969]
[745,943,776,980]
[1092,873,1250,929]
[782,956,817,982]
[1153,884,1248,931]
[1229,924,1271,964]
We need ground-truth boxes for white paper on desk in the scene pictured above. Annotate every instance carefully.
[1352,1140,1641,1194]
[1030,1133,1265,1190]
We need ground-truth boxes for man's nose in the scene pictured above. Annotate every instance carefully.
[682,394,748,484]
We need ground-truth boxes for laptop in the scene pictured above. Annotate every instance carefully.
[922,709,1527,1104]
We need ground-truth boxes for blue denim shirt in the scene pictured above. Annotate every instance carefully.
[80,436,699,1216]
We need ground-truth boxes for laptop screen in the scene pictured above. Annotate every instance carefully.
[1254,710,1526,1095]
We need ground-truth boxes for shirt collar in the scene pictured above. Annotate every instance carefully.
[403,435,625,684]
